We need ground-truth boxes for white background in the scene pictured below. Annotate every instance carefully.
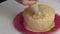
[0,0,60,34]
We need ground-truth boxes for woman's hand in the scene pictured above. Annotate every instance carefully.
[16,0,38,6]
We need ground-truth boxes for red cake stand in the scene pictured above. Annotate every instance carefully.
[13,12,60,34]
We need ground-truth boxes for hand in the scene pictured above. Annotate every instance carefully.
[16,0,38,6]
[22,0,38,5]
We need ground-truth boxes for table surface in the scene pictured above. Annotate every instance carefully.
[0,0,60,34]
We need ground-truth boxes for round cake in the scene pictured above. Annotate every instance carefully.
[23,4,55,32]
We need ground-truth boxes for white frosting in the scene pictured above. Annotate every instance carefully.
[32,3,38,14]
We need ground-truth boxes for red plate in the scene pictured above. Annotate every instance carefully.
[13,12,60,34]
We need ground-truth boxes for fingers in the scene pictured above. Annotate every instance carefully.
[16,0,38,5]
[22,1,37,5]
[22,0,38,5]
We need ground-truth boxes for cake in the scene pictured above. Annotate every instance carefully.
[23,4,55,32]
